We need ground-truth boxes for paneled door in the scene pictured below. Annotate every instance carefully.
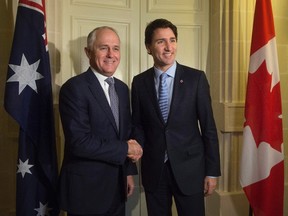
[60,1,209,215]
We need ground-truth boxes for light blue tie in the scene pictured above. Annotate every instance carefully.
[159,73,169,162]
[159,73,169,122]
[105,77,119,130]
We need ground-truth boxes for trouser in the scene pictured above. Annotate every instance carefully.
[145,161,205,216]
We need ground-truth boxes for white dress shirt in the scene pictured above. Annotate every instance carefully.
[90,67,113,105]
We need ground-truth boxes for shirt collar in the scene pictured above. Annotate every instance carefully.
[90,66,114,84]
[154,61,176,79]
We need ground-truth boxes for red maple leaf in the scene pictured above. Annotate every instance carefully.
[244,60,282,152]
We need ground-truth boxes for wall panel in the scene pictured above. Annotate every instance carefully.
[147,0,201,12]
[71,0,131,9]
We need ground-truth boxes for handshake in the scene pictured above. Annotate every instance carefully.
[127,139,143,162]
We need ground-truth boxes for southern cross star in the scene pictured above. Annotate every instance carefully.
[34,202,52,216]
[7,54,44,95]
[17,158,34,178]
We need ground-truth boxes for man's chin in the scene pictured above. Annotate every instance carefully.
[102,70,116,77]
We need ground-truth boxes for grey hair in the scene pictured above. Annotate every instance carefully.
[86,26,120,50]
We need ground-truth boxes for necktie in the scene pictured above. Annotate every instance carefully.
[159,73,170,162]
[105,77,119,130]
[158,73,169,122]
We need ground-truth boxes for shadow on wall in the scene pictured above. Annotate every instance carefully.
[48,42,61,102]
[69,36,89,75]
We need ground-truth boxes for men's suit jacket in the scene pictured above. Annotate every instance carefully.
[132,63,220,195]
[58,68,137,214]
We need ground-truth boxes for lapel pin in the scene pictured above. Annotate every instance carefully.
[180,79,184,83]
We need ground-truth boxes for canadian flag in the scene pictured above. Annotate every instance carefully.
[239,0,284,216]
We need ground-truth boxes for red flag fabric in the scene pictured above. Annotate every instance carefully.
[240,0,284,216]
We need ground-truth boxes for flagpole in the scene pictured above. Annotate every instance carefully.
[249,205,253,216]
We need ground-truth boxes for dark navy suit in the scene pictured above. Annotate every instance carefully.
[58,68,137,215]
[132,63,221,215]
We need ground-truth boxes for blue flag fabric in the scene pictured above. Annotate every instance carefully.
[4,0,59,215]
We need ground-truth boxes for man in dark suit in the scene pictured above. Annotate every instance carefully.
[131,19,221,216]
[58,26,143,216]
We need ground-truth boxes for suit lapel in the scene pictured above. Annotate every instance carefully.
[144,68,167,124]
[86,70,119,133]
[169,64,185,120]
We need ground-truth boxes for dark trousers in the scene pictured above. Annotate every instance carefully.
[67,195,125,216]
[68,169,125,216]
[145,161,205,216]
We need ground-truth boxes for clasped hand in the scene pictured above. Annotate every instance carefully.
[127,139,143,162]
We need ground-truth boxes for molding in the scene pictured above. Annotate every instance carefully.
[71,0,131,9]
[214,102,245,133]
[177,24,203,70]
[147,0,202,13]
[71,16,131,83]
[206,184,288,216]
[206,191,249,216]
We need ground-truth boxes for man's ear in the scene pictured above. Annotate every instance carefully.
[146,47,151,55]
[145,44,152,55]
[84,47,91,59]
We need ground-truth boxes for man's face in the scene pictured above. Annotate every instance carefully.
[86,28,120,77]
[146,27,177,72]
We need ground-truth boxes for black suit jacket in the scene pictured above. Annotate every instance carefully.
[132,63,220,195]
[58,68,137,214]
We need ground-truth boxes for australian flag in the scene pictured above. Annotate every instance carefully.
[4,0,59,215]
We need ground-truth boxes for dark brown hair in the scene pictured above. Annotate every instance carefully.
[145,18,178,46]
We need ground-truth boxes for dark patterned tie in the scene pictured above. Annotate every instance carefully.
[105,77,119,130]
[159,73,169,122]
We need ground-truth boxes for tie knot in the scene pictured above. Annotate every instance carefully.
[160,73,168,81]
[105,77,114,85]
